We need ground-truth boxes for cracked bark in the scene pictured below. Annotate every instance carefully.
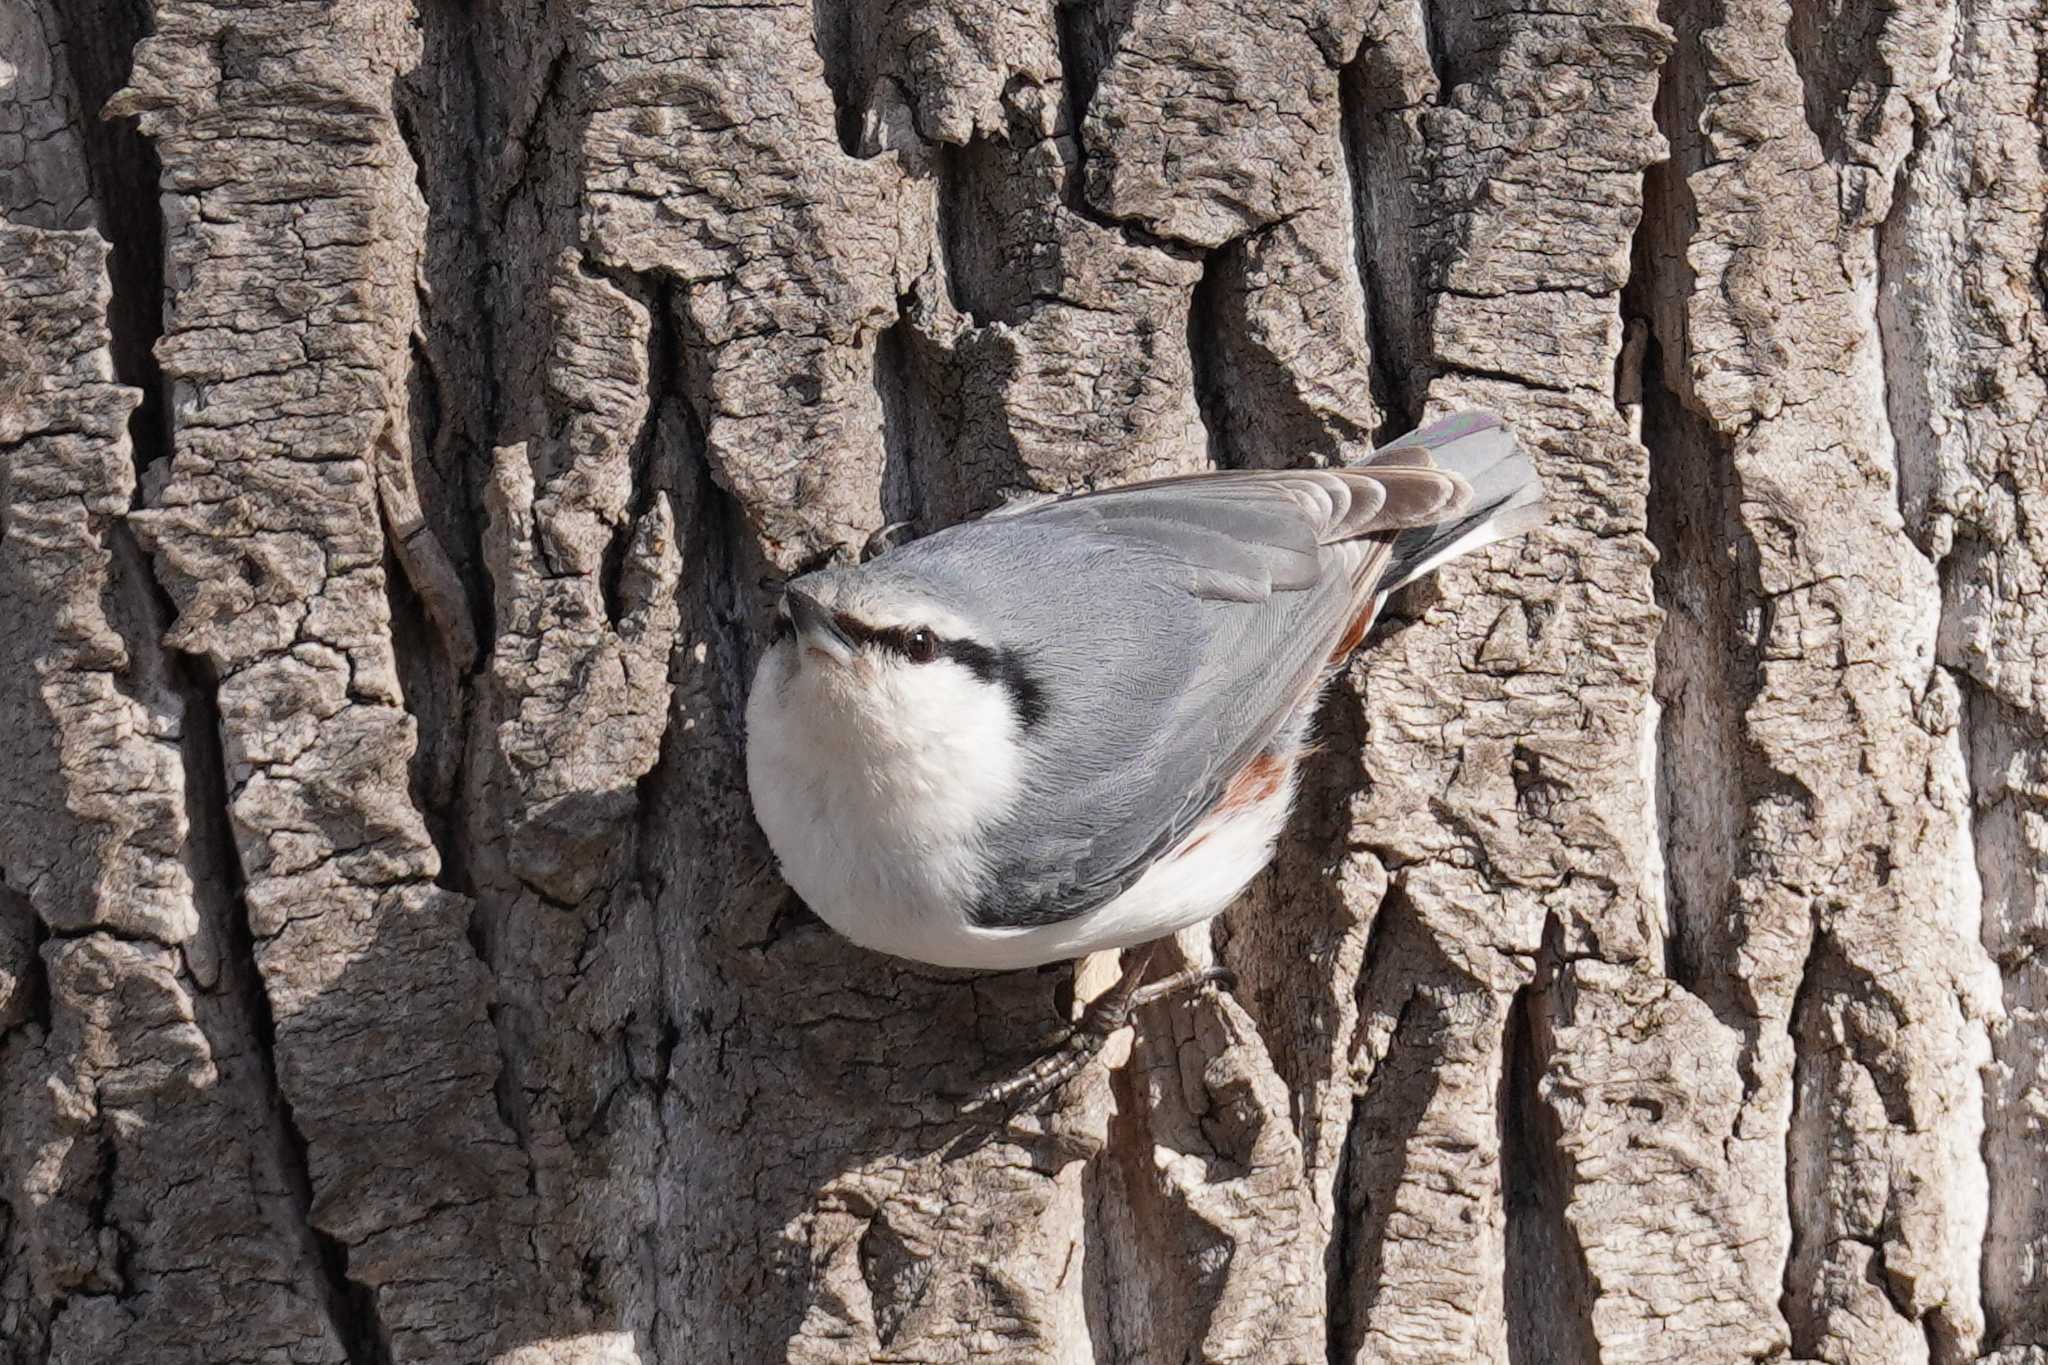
[1,0,2043,1360]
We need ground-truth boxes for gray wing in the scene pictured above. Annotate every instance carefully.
[950,450,1473,929]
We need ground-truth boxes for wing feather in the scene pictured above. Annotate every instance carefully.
[932,411,1536,930]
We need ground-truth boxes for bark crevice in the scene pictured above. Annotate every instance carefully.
[1187,246,1233,468]
[1049,0,1194,255]
[1500,920,1600,1365]
[600,276,685,627]
[406,0,513,650]
[191,644,395,1365]
[1634,0,1792,1099]
[1336,42,1427,438]
[1777,908,1828,1356]
[52,0,167,476]
[39,13,398,1353]
[875,310,933,532]
[810,0,867,157]
[1328,884,1478,1363]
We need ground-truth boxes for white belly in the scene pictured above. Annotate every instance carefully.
[746,644,1299,971]
[931,785,1296,969]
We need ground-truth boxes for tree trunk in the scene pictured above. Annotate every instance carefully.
[2,0,2043,1360]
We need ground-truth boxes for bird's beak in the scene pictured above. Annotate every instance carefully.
[785,587,855,666]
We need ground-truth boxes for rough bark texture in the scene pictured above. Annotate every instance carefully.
[0,0,2042,1360]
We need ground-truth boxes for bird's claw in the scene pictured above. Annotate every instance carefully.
[957,963,1236,1123]
[958,1028,1104,1120]
[1124,964,1235,1015]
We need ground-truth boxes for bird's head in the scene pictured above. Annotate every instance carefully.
[755,558,1047,749]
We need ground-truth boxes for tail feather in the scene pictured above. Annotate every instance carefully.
[1367,411,1546,591]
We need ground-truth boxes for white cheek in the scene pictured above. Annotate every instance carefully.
[855,658,1022,821]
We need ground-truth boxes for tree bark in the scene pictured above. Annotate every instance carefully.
[1,0,2043,1360]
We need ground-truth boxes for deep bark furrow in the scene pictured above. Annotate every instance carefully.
[103,6,543,1360]
[50,0,167,473]
[1339,2,1707,1359]
[399,12,563,1314]
[810,0,867,157]
[1185,248,1233,468]
[4,18,339,1365]
[1646,2,1995,1360]
[1634,17,1783,1102]
[206,688,392,1365]
[0,207,350,1365]
[1323,1091,1364,1365]
[1499,958,1599,1365]
[1777,908,1826,1354]
[390,0,498,889]
[1330,878,1512,1364]
[0,888,46,1039]
[1051,0,1104,190]
[1861,0,2048,1348]
[1336,28,1431,437]
[873,311,933,532]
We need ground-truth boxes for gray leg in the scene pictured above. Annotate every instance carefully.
[962,948,1234,1119]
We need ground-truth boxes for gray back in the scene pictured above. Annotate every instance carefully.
[815,414,1540,929]
[862,470,1435,927]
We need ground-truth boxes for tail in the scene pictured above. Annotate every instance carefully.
[1369,411,1546,592]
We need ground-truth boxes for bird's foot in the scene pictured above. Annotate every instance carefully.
[959,964,1234,1122]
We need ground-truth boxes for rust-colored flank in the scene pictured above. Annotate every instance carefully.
[1218,750,1290,813]
[1331,599,1380,661]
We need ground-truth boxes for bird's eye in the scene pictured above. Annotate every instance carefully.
[904,628,939,664]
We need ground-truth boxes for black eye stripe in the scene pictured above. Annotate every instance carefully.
[831,613,938,662]
[820,611,1046,724]
[940,640,1048,729]
[831,612,916,655]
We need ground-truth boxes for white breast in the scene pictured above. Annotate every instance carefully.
[747,641,1303,972]
[745,644,1024,960]
[940,763,1298,969]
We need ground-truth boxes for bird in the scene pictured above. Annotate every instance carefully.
[744,411,1546,1106]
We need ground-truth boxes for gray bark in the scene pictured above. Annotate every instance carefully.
[0,0,2042,1361]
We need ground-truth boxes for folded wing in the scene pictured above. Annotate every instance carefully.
[962,412,1544,928]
